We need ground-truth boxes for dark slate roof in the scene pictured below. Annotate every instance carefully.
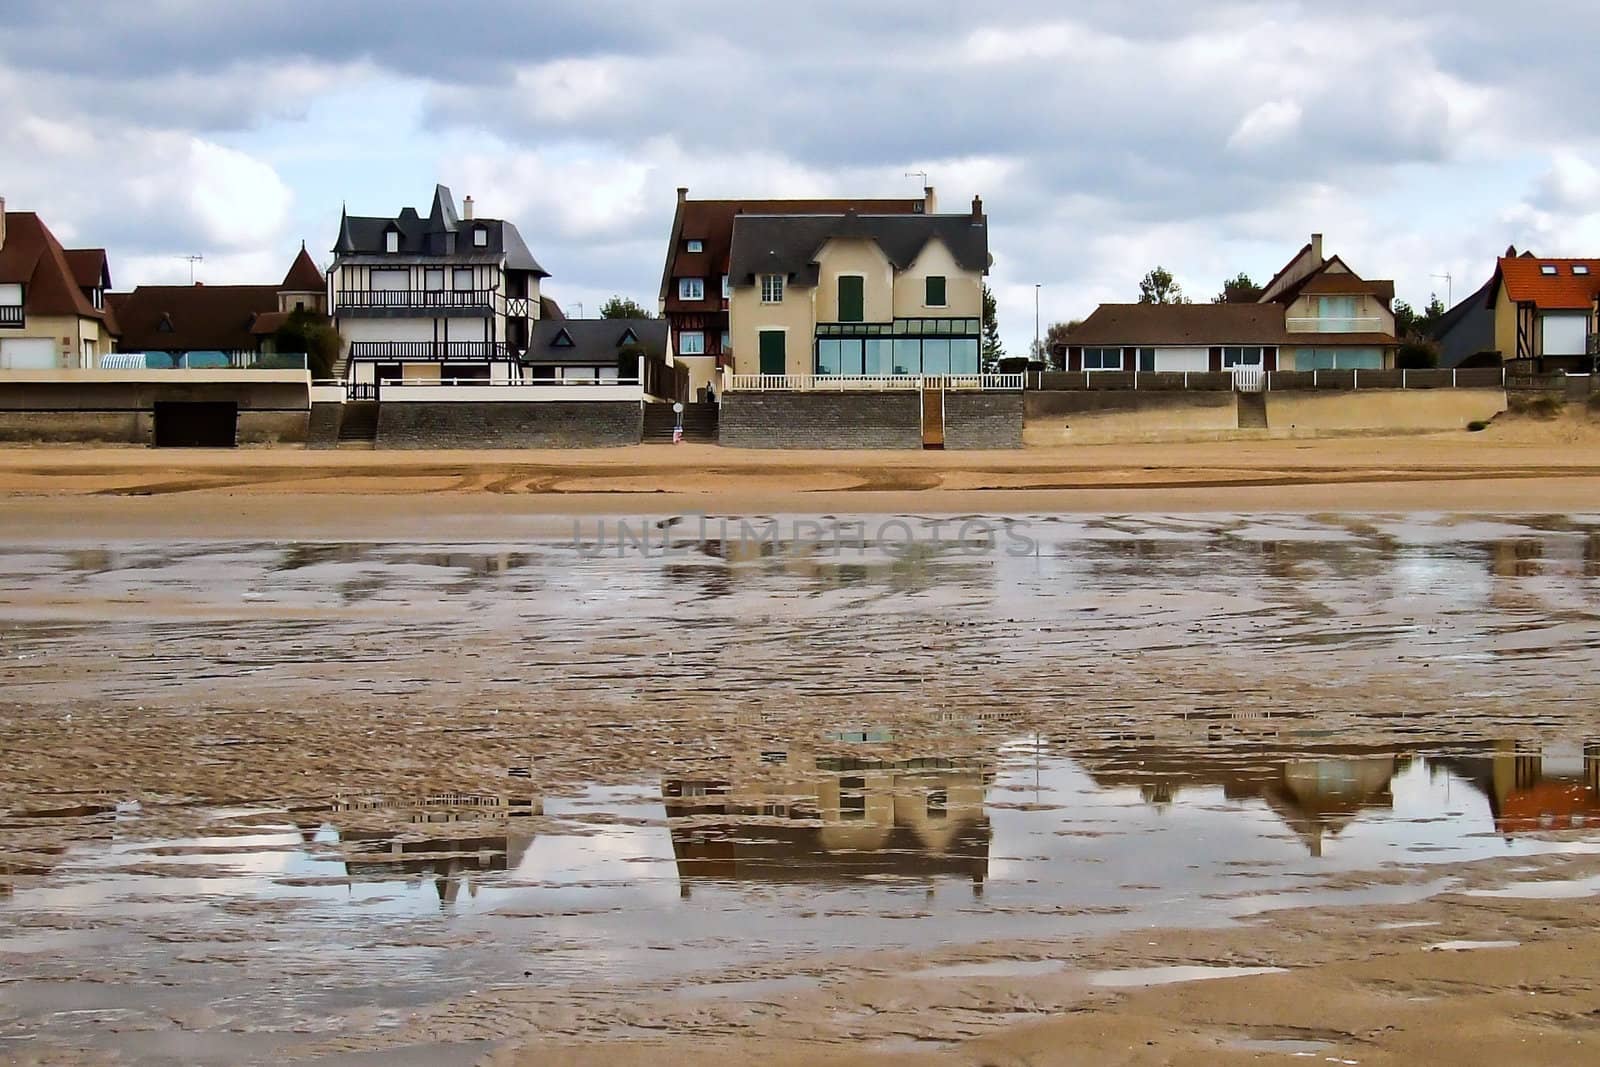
[727,211,989,288]
[538,295,564,320]
[521,318,667,365]
[1063,303,1398,347]
[281,243,324,291]
[331,184,547,276]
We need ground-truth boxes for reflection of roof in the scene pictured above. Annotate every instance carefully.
[339,832,533,905]
[667,819,989,884]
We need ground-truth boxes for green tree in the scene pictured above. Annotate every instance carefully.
[981,284,1004,369]
[270,307,340,378]
[1417,294,1447,336]
[1395,294,1447,340]
[1212,272,1262,303]
[1138,267,1189,305]
[1393,300,1417,339]
[599,295,653,319]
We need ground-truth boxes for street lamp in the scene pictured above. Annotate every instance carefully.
[1034,284,1041,365]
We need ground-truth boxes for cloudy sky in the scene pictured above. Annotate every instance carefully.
[4,0,1598,353]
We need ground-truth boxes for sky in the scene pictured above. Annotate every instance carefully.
[4,0,1600,355]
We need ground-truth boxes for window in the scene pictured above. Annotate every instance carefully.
[1137,348,1156,372]
[1301,348,1381,370]
[1541,264,1558,275]
[893,338,921,374]
[473,226,487,248]
[452,268,474,291]
[686,239,703,253]
[1576,265,1591,276]
[1083,347,1123,370]
[761,274,784,303]
[925,275,947,307]
[865,338,893,375]
[369,268,408,291]
[721,274,730,300]
[950,338,979,374]
[552,329,574,348]
[720,329,731,352]
[384,229,399,253]
[838,275,864,322]
[678,277,704,301]
[815,338,863,375]
[424,268,445,291]
[1222,346,1263,367]
[679,330,705,355]
[295,300,305,311]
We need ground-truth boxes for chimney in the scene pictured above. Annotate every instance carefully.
[677,186,689,204]
[971,195,984,220]
[463,195,474,221]
[1311,232,1323,262]
[923,185,937,214]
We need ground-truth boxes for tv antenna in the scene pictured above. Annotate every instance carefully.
[905,170,929,189]
[179,254,204,283]
[1430,272,1452,308]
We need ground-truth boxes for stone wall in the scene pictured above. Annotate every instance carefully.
[719,392,923,449]
[0,378,308,445]
[943,392,1024,449]
[375,401,643,449]
[306,403,343,450]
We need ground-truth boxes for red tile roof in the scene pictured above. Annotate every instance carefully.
[0,212,110,322]
[281,244,324,292]
[1497,256,1600,310]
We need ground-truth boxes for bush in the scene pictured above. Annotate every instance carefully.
[1396,340,1440,369]
[1520,395,1564,419]
[271,308,340,378]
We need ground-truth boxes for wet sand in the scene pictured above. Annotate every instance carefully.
[3,447,1600,1062]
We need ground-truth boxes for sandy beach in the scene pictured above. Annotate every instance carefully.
[3,426,1600,1064]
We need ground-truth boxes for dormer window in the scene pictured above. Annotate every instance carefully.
[385,229,399,254]
[1541,264,1557,275]
[1575,265,1591,276]
[552,329,574,348]
[686,240,703,253]
[473,226,487,248]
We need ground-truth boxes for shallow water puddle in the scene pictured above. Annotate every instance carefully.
[1090,965,1288,987]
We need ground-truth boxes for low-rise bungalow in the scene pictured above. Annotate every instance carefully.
[1059,234,1399,374]
[0,198,118,368]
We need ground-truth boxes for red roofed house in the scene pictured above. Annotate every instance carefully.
[0,197,119,368]
[1487,255,1600,372]
[659,186,934,400]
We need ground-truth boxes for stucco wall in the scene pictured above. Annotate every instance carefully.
[813,238,895,323]
[1265,388,1507,432]
[0,372,310,445]
[729,280,816,376]
[892,237,983,319]
[1024,390,1240,445]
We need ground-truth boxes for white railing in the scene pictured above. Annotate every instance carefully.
[724,373,1025,392]
[1285,316,1383,333]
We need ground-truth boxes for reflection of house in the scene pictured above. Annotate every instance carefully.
[107,246,328,364]
[1059,234,1399,373]
[663,753,991,887]
[0,199,119,368]
[1441,741,1600,834]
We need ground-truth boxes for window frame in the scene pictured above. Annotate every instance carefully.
[678,277,705,301]
[678,330,706,356]
[384,229,399,254]
[1082,346,1124,371]
[686,239,704,253]
[452,268,475,292]
[924,275,947,308]
[473,226,487,248]
[1222,346,1264,368]
[837,274,865,322]
[761,274,784,304]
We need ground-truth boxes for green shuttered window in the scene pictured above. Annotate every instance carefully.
[838,276,864,322]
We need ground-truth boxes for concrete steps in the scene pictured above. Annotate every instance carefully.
[1237,392,1268,429]
[336,401,379,449]
[644,402,718,443]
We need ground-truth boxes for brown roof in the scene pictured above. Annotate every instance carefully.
[281,244,324,291]
[538,295,564,321]
[1497,256,1600,310]
[1297,270,1395,304]
[111,284,282,352]
[0,212,110,323]
[1063,304,1397,347]
[659,193,926,310]
[64,248,110,290]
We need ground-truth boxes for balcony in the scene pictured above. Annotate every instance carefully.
[1285,316,1383,334]
[348,341,511,361]
[335,289,495,313]
[0,305,23,328]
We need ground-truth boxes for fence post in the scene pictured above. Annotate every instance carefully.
[1354,368,1360,390]
[1184,371,1189,390]
[1453,368,1457,388]
[1403,368,1407,389]
[1314,369,1318,389]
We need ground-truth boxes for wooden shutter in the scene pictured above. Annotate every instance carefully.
[838,276,864,322]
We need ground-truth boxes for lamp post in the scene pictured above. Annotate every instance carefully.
[1034,284,1041,365]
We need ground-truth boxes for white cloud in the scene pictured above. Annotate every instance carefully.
[186,139,293,248]
[1227,100,1303,153]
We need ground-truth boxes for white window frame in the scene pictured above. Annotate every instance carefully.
[679,330,705,355]
[678,277,704,301]
[1222,346,1264,368]
[687,239,704,253]
[452,268,475,292]
[1082,347,1123,371]
[384,230,399,254]
[424,268,445,291]
[473,227,487,248]
[761,274,784,304]
[721,274,730,300]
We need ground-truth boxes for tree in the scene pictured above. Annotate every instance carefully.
[1393,300,1417,339]
[1417,294,1447,337]
[271,307,340,378]
[1212,272,1262,304]
[599,295,653,319]
[1040,320,1077,370]
[1395,294,1447,341]
[1138,267,1189,305]
[981,284,1004,369]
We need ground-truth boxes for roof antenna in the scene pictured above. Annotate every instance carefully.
[1430,273,1452,308]
[178,254,204,284]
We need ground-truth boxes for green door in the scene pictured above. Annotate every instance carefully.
[758,330,786,375]
[838,276,864,322]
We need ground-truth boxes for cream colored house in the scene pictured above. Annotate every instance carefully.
[726,198,990,378]
[0,199,118,368]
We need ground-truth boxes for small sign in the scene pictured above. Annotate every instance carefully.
[672,402,684,413]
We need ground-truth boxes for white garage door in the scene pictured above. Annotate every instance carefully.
[0,337,58,369]
[1154,347,1209,372]
[1541,312,1588,357]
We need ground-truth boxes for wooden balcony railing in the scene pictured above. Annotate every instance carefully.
[336,289,495,311]
[348,341,511,360]
[0,305,23,328]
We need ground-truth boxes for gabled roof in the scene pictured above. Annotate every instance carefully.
[1064,304,1289,346]
[281,243,323,291]
[727,211,989,288]
[1495,256,1600,310]
[331,184,547,275]
[659,192,927,305]
[110,284,283,352]
[64,248,110,291]
[0,211,111,322]
[521,318,667,365]
[538,295,564,321]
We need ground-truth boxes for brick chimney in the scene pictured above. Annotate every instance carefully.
[1311,232,1323,262]
[971,195,984,219]
[677,186,689,204]
[463,195,474,221]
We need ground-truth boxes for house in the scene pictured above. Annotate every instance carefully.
[520,317,669,383]
[0,197,119,368]
[1431,257,1506,369]
[108,245,329,365]
[659,187,932,399]
[1481,253,1600,372]
[725,196,990,378]
[1059,234,1399,373]
[330,185,547,395]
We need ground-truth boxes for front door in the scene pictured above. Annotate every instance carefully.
[921,388,944,449]
[758,330,786,376]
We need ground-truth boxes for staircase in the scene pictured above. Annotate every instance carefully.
[329,352,351,382]
[336,401,380,448]
[643,402,719,443]
[1237,391,1268,429]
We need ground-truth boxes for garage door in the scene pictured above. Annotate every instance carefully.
[1154,347,1209,372]
[153,402,238,448]
[0,337,59,369]
[1542,312,1588,357]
